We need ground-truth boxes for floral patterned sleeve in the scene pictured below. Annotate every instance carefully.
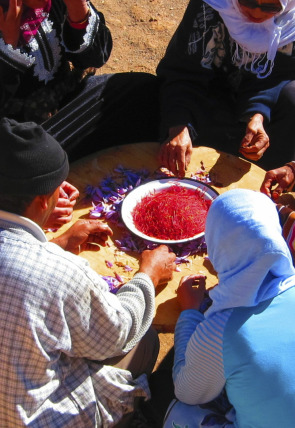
[277,204,295,264]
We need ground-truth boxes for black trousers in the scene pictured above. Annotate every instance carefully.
[43,72,160,162]
[43,72,295,170]
[182,80,295,170]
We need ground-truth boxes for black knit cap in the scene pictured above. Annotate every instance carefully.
[0,118,69,195]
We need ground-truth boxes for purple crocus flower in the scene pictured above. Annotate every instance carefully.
[86,165,209,270]
[101,275,122,294]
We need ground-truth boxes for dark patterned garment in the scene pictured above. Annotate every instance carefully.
[0,0,112,124]
[157,0,295,168]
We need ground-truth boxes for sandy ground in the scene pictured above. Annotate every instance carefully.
[92,0,188,74]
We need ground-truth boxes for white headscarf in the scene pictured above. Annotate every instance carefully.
[203,0,295,77]
[205,189,295,317]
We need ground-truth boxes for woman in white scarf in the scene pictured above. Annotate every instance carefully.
[157,0,295,178]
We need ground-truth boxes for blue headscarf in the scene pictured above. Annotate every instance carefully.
[205,189,295,317]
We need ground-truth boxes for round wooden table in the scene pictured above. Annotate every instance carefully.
[47,143,266,332]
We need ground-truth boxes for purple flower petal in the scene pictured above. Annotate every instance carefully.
[115,272,124,283]
[87,166,208,269]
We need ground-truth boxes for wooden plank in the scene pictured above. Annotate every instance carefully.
[47,143,266,331]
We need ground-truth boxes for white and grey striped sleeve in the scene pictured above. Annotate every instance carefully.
[173,309,232,404]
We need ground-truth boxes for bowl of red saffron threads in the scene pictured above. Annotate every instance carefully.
[121,178,219,244]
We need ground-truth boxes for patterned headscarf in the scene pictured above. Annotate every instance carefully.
[19,0,52,45]
[203,0,295,77]
[204,189,295,317]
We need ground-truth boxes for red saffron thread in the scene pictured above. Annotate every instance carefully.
[132,185,211,240]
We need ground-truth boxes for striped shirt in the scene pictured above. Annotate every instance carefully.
[173,309,230,404]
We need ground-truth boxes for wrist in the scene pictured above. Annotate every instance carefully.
[2,33,19,49]
[50,234,67,249]
[285,161,295,183]
[138,268,158,287]
[250,113,264,123]
[168,125,192,143]
[168,124,188,136]
[67,4,90,27]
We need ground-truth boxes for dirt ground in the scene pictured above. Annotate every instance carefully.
[92,0,188,75]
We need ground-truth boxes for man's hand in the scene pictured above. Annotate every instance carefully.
[45,181,80,230]
[260,164,295,199]
[51,219,113,254]
[138,245,176,287]
[0,0,22,47]
[176,274,206,311]
[239,114,269,161]
[159,125,193,178]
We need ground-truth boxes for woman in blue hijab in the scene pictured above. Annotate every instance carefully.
[163,188,295,427]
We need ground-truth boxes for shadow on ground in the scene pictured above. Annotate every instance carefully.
[130,348,175,428]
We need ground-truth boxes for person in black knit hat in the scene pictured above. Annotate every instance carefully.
[0,117,111,249]
[0,117,176,428]
[0,116,80,230]
[0,118,69,195]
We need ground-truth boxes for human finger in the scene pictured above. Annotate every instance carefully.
[139,245,176,286]
[159,142,175,174]
[59,187,68,198]
[85,220,113,237]
[7,0,19,17]
[239,142,260,154]
[177,274,207,310]
[260,176,274,197]
[55,212,73,222]
[240,131,254,149]
[166,143,178,176]
[86,232,111,246]
[56,208,73,219]
[192,274,206,290]
[239,144,265,161]
[48,216,73,229]
[17,0,22,12]
[271,186,284,200]
[55,198,76,210]
[241,142,270,160]
[239,150,263,161]
[185,143,193,170]
[81,242,102,252]
[177,274,206,290]
[178,274,195,289]
[175,145,186,178]
[68,190,79,201]
[61,181,80,200]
